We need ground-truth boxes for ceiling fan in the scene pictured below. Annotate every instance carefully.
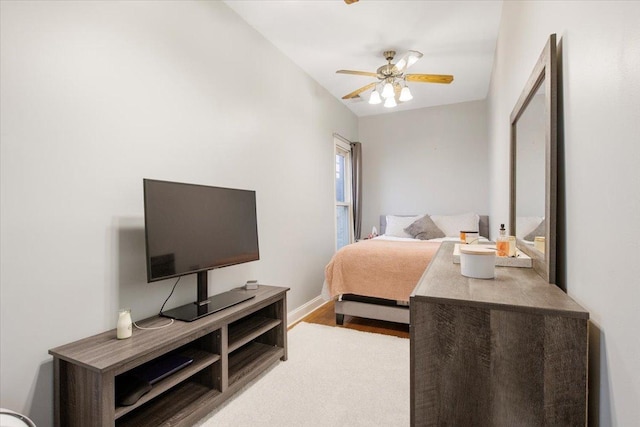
[336,50,454,108]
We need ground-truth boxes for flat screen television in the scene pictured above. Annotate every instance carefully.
[143,179,259,321]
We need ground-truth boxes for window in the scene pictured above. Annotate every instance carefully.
[335,137,353,250]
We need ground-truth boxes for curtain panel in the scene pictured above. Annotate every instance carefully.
[351,141,362,240]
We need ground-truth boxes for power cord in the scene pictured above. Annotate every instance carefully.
[134,318,174,330]
[130,276,182,331]
[159,276,181,315]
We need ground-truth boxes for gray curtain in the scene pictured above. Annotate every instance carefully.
[351,142,362,240]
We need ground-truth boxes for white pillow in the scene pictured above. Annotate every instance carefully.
[385,215,423,238]
[516,216,544,240]
[430,212,479,237]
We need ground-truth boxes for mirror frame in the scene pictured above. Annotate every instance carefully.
[509,34,558,284]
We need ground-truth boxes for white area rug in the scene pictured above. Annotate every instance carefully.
[196,322,409,427]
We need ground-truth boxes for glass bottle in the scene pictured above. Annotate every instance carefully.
[496,224,509,257]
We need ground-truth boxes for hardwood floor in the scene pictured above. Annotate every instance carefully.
[295,300,409,339]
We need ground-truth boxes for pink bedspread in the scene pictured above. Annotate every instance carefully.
[324,239,441,302]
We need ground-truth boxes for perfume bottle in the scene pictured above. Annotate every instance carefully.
[496,224,509,257]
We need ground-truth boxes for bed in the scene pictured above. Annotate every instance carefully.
[323,213,490,325]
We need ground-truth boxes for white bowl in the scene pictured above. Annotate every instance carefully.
[0,409,36,427]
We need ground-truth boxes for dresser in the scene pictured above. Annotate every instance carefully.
[410,242,588,426]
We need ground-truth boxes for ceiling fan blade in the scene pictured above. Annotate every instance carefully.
[406,74,454,84]
[336,70,378,78]
[344,0,359,4]
[393,50,423,74]
[342,82,376,100]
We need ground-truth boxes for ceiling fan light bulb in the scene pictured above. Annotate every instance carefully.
[399,86,413,102]
[369,90,382,105]
[384,97,397,108]
[381,82,394,99]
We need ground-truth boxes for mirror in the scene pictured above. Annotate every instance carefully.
[516,84,545,222]
[509,34,558,283]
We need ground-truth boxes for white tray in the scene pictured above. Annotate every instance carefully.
[453,244,532,268]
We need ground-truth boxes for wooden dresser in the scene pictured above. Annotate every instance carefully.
[410,242,588,426]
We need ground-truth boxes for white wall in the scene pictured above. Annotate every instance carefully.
[487,2,640,425]
[358,100,489,234]
[0,2,357,424]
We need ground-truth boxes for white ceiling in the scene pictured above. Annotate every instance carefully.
[224,0,503,117]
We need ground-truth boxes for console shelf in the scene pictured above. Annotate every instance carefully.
[228,316,282,352]
[117,381,220,427]
[228,342,284,386]
[49,285,289,427]
[114,348,220,419]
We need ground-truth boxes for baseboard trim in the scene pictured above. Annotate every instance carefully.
[287,295,326,328]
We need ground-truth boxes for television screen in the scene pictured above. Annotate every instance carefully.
[143,179,260,283]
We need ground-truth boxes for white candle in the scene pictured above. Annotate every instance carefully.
[117,309,132,339]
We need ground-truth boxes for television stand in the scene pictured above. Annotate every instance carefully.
[49,285,288,427]
[161,290,255,322]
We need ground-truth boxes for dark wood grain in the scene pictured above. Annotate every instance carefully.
[491,309,546,425]
[55,360,114,426]
[50,285,289,427]
[114,349,220,420]
[228,316,282,352]
[412,243,588,319]
[411,243,588,426]
[49,286,287,372]
[228,342,284,386]
[116,382,217,427]
[219,324,229,393]
[543,316,588,424]
[412,302,492,426]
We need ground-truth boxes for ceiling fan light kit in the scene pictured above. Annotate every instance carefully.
[384,97,397,108]
[381,81,395,99]
[399,86,413,102]
[369,89,382,105]
[337,50,453,109]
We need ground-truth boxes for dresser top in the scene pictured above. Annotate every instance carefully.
[411,242,588,319]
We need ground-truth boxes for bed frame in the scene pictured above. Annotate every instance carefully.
[335,215,489,325]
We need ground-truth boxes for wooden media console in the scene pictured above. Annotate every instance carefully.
[49,285,288,427]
